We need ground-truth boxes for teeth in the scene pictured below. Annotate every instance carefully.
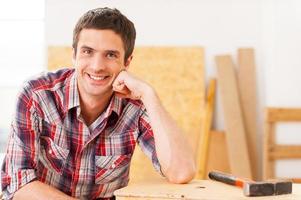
[89,74,107,80]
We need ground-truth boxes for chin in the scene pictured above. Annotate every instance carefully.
[89,89,113,97]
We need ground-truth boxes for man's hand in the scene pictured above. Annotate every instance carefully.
[112,70,151,100]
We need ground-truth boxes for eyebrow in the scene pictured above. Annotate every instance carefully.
[106,50,121,56]
[80,45,94,51]
[80,45,121,56]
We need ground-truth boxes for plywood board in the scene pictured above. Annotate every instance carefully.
[237,48,259,180]
[48,46,205,183]
[205,130,230,177]
[114,179,301,200]
[215,55,252,179]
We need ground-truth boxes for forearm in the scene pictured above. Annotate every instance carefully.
[141,87,196,183]
[13,181,78,200]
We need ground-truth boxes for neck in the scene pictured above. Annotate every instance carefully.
[79,92,113,126]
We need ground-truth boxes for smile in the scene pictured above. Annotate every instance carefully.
[88,74,110,81]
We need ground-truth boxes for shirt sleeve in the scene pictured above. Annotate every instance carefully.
[137,107,164,177]
[1,84,40,199]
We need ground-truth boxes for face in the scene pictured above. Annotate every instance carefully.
[73,28,131,100]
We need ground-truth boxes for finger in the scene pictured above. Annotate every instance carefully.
[113,83,131,95]
[113,82,125,91]
[112,70,127,88]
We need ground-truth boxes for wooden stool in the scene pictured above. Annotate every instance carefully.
[263,107,301,182]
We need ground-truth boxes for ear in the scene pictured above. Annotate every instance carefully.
[72,48,76,66]
[124,55,133,70]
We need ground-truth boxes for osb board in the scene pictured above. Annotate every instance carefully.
[48,46,205,182]
[48,46,73,71]
[114,179,301,200]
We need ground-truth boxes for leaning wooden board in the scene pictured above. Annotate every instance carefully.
[205,130,230,176]
[237,48,259,180]
[48,46,205,182]
[215,55,252,179]
[114,179,301,200]
[196,79,216,179]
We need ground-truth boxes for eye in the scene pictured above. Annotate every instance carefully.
[107,52,118,59]
[83,49,92,55]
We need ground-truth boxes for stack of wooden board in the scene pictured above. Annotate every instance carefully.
[197,48,259,180]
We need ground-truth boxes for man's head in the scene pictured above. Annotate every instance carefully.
[72,7,136,101]
[73,7,136,62]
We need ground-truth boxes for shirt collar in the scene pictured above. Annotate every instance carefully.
[65,70,80,111]
[65,70,123,117]
[103,94,123,118]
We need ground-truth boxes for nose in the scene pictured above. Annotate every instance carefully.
[90,54,106,72]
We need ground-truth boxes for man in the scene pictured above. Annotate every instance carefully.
[1,7,195,200]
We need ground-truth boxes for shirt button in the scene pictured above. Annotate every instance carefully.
[111,164,116,169]
[48,149,53,154]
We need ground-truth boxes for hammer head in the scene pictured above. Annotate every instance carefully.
[243,182,274,196]
[243,180,292,197]
[274,180,293,195]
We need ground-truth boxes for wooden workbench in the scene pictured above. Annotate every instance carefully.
[114,179,301,200]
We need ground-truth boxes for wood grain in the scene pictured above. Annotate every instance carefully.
[237,48,258,180]
[215,55,252,179]
[114,179,301,200]
[205,130,231,177]
[263,107,301,180]
[196,79,216,179]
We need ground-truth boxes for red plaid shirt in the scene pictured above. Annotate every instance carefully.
[1,68,162,199]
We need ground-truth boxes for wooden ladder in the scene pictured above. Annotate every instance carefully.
[263,107,301,182]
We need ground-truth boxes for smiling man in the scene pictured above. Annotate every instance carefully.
[1,7,195,200]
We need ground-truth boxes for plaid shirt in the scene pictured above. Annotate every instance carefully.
[1,68,162,199]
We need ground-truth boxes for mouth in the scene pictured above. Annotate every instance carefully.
[88,74,110,81]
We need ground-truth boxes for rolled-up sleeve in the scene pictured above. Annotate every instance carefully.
[137,108,164,177]
[1,84,40,199]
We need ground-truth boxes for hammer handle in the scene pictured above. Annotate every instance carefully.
[208,171,244,188]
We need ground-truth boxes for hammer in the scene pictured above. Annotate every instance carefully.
[208,171,292,197]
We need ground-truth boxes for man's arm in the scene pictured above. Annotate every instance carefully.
[113,71,196,183]
[1,83,77,199]
[13,181,78,200]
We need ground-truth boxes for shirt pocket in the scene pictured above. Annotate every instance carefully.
[95,154,131,184]
[39,136,70,174]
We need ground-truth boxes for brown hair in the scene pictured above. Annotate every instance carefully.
[73,7,136,62]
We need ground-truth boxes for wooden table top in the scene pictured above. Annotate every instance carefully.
[114,179,301,200]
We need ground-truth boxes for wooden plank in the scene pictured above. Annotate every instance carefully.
[237,48,258,180]
[263,122,275,180]
[266,107,301,122]
[48,46,205,183]
[270,145,301,159]
[205,130,231,177]
[215,55,252,179]
[196,79,216,179]
[114,179,301,200]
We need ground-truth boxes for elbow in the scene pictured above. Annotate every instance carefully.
[165,163,196,184]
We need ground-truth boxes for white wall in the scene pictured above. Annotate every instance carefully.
[46,0,301,179]
[262,0,301,178]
